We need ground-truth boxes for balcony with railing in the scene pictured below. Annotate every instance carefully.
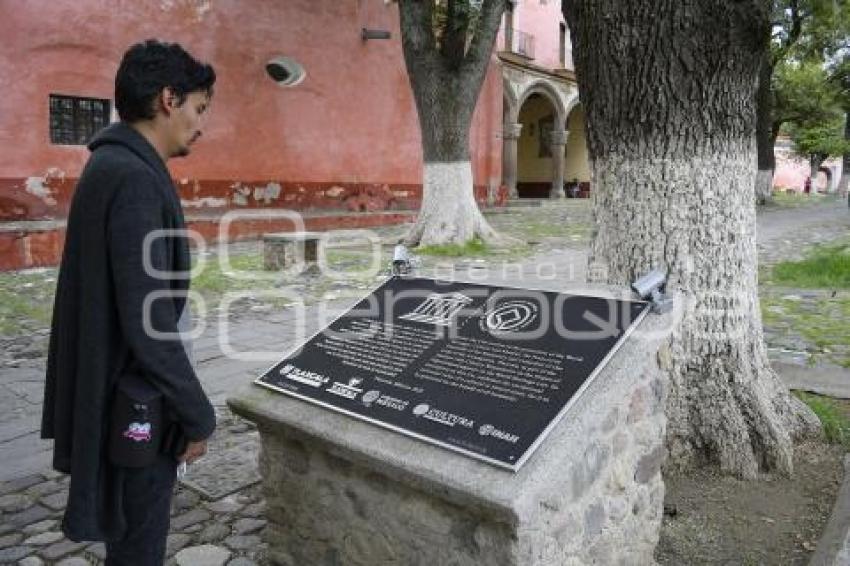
[507,29,535,60]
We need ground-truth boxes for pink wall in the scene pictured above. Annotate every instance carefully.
[0,0,503,218]
[774,151,842,192]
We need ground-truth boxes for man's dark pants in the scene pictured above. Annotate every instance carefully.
[106,453,177,565]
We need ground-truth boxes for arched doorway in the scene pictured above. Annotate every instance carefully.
[515,91,566,198]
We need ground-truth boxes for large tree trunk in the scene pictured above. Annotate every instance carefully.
[563,0,819,478]
[755,57,776,205]
[838,111,850,196]
[398,0,506,247]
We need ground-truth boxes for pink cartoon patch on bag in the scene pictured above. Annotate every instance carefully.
[123,422,152,442]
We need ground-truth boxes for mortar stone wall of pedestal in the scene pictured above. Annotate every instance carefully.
[229,289,673,566]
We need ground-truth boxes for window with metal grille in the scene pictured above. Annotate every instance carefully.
[49,94,110,145]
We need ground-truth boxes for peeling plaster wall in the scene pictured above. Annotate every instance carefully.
[0,0,503,221]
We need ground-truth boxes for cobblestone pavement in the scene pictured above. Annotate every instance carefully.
[757,196,850,265]
[0,197,847,564]
[755,197,850,369]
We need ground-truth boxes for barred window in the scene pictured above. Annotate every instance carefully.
[49,94,110,145]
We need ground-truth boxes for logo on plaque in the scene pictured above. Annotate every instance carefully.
[479,423,520,444]
[326,377,364,399]
[364,391,410,411]
[361,390,381,406]
[400,293,473,326]
[280,364,330,388]
[483,300,539,333]
[411,403,474,428]
[412,403,430,416]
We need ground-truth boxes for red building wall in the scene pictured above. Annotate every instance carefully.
[0,0,503,223]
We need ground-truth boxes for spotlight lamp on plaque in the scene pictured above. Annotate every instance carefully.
[632,268,673,314]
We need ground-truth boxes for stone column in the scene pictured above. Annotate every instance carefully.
[549,129,569,198]
[503,122,523,199]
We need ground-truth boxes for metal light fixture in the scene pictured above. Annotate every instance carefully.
[392,244,412,275]
[362,28,392,41]
[632,268,673,314]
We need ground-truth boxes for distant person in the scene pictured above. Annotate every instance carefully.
[568,177,580,198]
[41,40,217,565]
[804,176,812,194]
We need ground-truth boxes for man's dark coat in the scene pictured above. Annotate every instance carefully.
[41,123,216,542]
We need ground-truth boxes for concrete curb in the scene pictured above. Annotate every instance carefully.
[810,455,850,566]
[774,362,850,400]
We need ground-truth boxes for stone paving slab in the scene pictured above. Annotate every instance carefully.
[179,415,261,500]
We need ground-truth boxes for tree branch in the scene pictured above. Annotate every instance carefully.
[398,1,438,81]
[772,0,804,65]
[398,1,437,60]
[461,0,505,72]
[440,0,469,65]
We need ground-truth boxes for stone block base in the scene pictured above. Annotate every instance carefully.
[229,290,672,565]
[262,232,321,270]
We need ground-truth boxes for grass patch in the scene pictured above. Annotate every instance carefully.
[769,242,850,289]
[759,294,850,368]
[0,269,57,336]
[766,192,839,209]
[514,219,590,241]
[192,249,384,312]
[417,238,489,257]
[794,391,850,448]
[191,251,295,312]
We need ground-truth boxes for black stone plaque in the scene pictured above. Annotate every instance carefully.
[256,276,649,471]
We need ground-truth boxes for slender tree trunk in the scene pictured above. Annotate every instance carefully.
[563,0,818,478]
[755,58,776,205]
[838,111,850,196]
[810,154,825,191]
[398,0,507,247]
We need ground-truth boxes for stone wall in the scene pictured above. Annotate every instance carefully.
[229,294,671,566]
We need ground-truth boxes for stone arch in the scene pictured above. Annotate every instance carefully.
[817,165,834,192]
[517,79,567,125]
[563,93,582,128]
[513,80,570,199]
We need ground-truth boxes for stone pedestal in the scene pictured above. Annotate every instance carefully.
[262,231,322,270]
[228,291,671,566]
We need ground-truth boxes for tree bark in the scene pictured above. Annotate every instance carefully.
[398,0,507,247]
[755,57,776,204]
[563,0,819,478]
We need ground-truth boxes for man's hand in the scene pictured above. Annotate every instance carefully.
[179,439,208,464]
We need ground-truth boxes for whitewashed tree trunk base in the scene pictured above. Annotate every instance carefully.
[754,169,774,204]
[405,161,505,247]
[588,153,820,478]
